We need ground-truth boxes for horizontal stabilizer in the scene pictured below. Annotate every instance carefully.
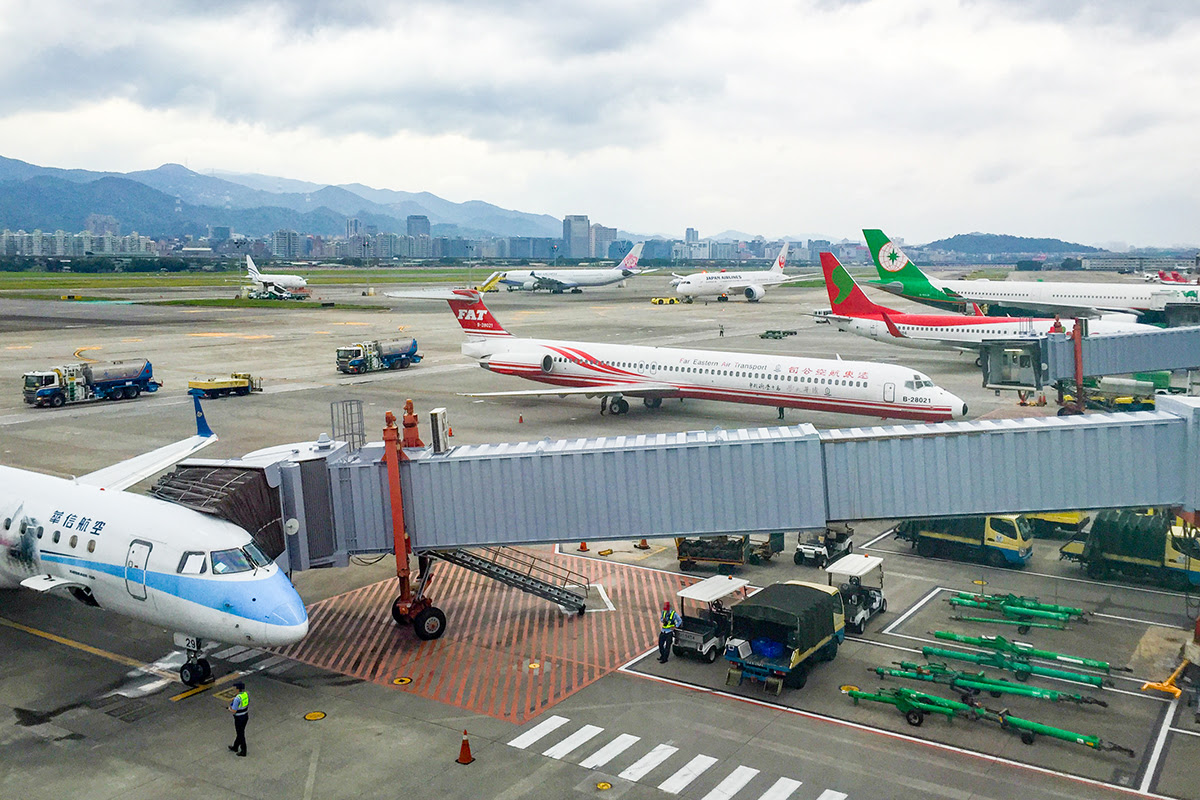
[386,288,482,302]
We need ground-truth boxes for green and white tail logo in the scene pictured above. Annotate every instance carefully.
[878,242,909,273]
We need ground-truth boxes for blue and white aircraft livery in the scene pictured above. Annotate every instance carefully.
[387,288,968,422]
[0,397,308,685]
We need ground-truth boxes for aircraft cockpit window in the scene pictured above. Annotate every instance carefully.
[904,380,915,390]
[211,548,253,575]
[244,541,272,568]
[177,551,208,575]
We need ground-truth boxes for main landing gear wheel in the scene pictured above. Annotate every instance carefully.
[413,606,447,640]
[643,397,662,409]
[611,398,630,415]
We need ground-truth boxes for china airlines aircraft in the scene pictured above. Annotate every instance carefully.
[0,397,309,686]
[819,252,1155,357]
[673,242,812,303]
[246,255,308,293]
[481,243,648,293]
[387,288,967,422]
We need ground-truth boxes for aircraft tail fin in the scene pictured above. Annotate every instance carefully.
[863,229,937,287]
[617,242,646,274]
[820,252,893,316]
[769,242,789,273]
[193,395,214,438]
[444,289,512,338]
[246,255,261,279]
[971,302,985,317]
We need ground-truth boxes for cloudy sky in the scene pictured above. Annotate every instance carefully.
[2,0,1198,246]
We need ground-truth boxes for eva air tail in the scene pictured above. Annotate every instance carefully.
[862,229,965,312]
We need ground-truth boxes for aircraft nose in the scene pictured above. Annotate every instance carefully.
[946,391,968,418]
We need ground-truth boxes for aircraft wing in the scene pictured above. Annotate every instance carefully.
[777,272,819,285]
[76,396,217,491]
[531,274,577,291]
[460,382,678,399]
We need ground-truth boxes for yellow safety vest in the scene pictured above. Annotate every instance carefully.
[661,610,679,631]
[232,691,249,715]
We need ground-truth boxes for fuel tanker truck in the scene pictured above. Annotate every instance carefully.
[23,359,163,408]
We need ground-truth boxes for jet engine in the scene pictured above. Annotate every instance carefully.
[744,285,766,302]
[482,351,554,375]
[521,279,538,291]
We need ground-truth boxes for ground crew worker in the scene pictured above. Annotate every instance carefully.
[658,601,682,663]
[228,681,249,757]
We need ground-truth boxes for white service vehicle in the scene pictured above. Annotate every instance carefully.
[672,575,749,662]
[824,553,886,634]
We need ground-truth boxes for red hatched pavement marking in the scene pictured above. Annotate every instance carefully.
[274,551,695,723]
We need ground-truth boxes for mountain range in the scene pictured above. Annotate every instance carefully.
[0,156,562,239]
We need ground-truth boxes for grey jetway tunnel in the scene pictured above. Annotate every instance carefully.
[309,395,1200,557]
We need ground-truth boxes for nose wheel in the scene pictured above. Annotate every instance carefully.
[179,645,213,686]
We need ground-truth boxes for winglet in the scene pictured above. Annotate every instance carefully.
[192,395,214,438]
[971,303,985,317]
[881,311,907,339]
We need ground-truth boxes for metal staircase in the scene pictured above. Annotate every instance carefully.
[429,546,590,615]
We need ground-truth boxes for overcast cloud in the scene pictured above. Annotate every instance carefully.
[1,0,1197,246]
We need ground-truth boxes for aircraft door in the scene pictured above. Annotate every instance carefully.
[884,382,895,403]
[125,540,152,600]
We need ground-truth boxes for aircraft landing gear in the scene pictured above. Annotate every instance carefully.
[600,396,630,415]
[179,641,213,686]
[644,397,662,409]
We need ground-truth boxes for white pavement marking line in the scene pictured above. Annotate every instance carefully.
[815,791,848,800]
[757,777,803,800]
[585,583,616,613]
[699,765,759,800]
[213,646,248,660]
[579,733,640,769]
[881,585,947,635]
[251,655,288,672]
[227,648,266,663]
[1169,727,1200,738]
[658,754,718,794]
[861,529,896,549]
[542,724,604,760]
[303,741,321,800]
[619,743,679,782]
[1093,611,1182,628]
[507,715,570,749]
[1140,696,1180,793]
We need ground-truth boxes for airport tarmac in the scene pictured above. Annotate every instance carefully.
[2,275,1196,800]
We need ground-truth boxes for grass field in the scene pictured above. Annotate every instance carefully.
[0,268,487,291]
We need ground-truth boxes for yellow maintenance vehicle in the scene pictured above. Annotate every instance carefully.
[1059,509,1200,589]
[894,514,1033,567]
[187,372,263,399]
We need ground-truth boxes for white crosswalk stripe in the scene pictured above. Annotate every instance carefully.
[510,713,847,800]
[542,724,604,759]
[758,777,803,800]
[618,743,679,782]
[699,765,760,800]
[227,648,266,663]
[658,754,718,794]
[212,646,247,659]
[579,733,641,769]
[507,715,570,749]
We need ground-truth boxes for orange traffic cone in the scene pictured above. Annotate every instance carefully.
[634,539,650,550]
[578,542,589,552]
[448,426,454,437]
[456,730,475,765]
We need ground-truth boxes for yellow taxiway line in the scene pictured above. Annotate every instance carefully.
[0,616,145,669]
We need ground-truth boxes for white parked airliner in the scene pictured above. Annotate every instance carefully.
[0,397,309,685]
[387,288,967,422]
[482,243,647,293]
[673,242,811,303]
[246,255,308,293]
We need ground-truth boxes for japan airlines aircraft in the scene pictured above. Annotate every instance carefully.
[387,288,967,422]
[482,243,647,293]
[246,255,308,293]
[673,242,812,303]
[819,253,1156,355]
[864,229,1199,321]
[0,397,309,686]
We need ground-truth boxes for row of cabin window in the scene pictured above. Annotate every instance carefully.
[550,357,868,386]
[34,527,98,553]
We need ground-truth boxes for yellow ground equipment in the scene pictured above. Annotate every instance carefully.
[187,372,263,398]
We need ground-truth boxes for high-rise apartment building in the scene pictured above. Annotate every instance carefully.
[407,215,431,238]
[590,224,616,260]
[346,218,361,238]
[685,227,699,244]
[562,215,590,258]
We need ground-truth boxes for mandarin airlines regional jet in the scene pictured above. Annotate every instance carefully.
[387,288,967,422]
[819,252,1155,357]
[0,397,308,686]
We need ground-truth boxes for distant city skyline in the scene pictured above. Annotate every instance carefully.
[2,2,1198,248]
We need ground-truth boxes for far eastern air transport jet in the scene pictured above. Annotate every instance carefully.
[386,287,968,422]
[480,243,648,294]
[0,397,308,686]
[819,252,1155,360]
[246,255,308,294]
[864,229,1197,322]
[672,242,812,303]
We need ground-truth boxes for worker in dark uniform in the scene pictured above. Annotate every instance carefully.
[658,601,682,663]
[228,681,249,757]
